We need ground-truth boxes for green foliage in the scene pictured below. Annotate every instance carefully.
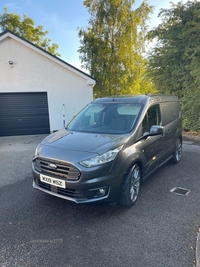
[0,7,60,57]
[181,89,200,132]
[147,1,200,132]
[78,0,155,97]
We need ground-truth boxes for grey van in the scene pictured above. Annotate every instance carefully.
[32,94,182,206]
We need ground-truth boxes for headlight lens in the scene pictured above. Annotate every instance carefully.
[79,145,123,167]
[34,144,42,156]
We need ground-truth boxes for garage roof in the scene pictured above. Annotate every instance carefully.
[0,30,96,86]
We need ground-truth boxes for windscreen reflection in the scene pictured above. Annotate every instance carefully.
[67,103,142,134]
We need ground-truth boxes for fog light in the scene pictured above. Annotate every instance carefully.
[94,188,106,197]
[99,188,106,195]
[89,187,108,198]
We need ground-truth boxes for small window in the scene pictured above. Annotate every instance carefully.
[160,102,180,126]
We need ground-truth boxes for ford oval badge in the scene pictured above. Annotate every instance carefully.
[49,163,57,169]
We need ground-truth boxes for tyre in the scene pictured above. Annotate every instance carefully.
[120,163,141,207]
[171,137,182,164]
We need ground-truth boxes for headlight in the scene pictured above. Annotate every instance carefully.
[34,144,43,156]
[79,145,123,167]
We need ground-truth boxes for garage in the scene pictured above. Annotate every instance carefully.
[0,31,96,135]
[0,92,50,136]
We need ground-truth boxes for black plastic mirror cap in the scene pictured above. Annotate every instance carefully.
[150,125,164,135]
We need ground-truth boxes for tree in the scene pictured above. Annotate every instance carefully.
[78,0,154,97]
[147,1,200,131]
[0,7,60,57]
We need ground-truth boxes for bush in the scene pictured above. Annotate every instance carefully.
[181,90,200,132]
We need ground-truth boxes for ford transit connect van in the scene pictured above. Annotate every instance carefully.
[32,94,182,206]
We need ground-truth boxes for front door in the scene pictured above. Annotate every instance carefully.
[141,104,166,175]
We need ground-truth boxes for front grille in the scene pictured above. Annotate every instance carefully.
[33,157,81,181]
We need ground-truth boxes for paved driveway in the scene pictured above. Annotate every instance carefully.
[0,134,200,267]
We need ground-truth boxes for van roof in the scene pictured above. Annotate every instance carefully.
[93,94,179,105]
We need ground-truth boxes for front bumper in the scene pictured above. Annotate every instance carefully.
[32,169,124,204]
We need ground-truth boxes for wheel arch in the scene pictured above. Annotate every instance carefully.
[119,160,143,206]
[120,159,144,185]
[175,127,182,142]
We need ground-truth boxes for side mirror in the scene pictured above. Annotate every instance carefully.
[149,125,164,136]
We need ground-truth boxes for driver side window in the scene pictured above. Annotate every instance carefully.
[142,104,161,134]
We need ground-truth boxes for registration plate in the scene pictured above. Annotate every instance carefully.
[40,174,66,189]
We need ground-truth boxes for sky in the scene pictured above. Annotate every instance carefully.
[1,0,192,71]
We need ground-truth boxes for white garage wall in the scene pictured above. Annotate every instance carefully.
[0,35,95,132]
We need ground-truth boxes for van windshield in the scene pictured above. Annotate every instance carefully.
[67,103,142,134]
